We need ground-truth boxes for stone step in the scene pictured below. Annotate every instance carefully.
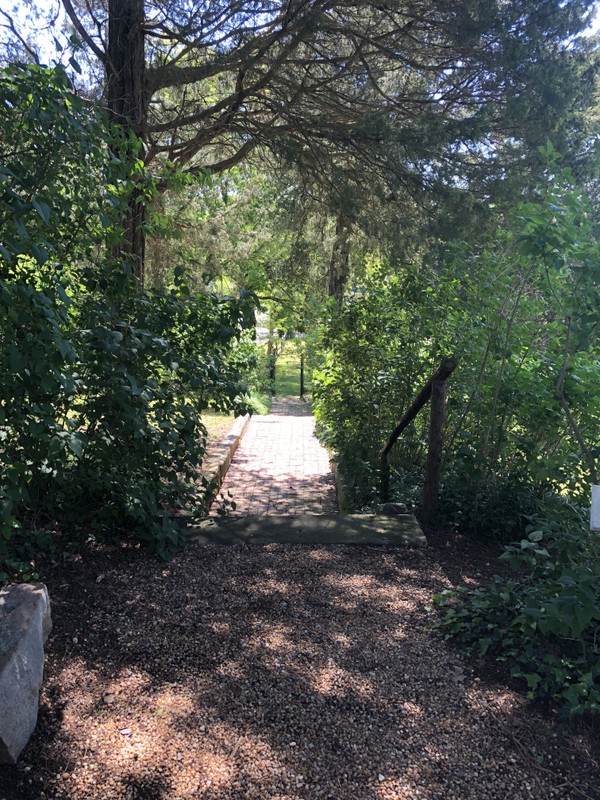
[186,513,426,547]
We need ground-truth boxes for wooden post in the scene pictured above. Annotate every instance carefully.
[379,357,457,503]
[421,377,446,527]
[300,354,305,399]
[269,355,276,394]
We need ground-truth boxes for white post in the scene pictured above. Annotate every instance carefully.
[591,486,600,531]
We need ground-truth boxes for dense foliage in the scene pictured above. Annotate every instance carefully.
[434,502,600,717]
[3,0,584,284]
[0,64,252,576]
[313,148,599,536]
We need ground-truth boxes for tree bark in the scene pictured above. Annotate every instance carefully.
[106,0,147,284]
[327,214,351,301]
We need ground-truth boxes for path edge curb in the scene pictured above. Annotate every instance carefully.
[203,413,252,504]
[329,458,352,514]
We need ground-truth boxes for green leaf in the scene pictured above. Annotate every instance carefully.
[572,605,595,638]
[30,244,49,264]
[68,435,84,459]
[32,198,51,224]
[524,673,542,694]
[478,637,493,656]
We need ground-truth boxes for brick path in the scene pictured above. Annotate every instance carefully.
[215,398,337,515]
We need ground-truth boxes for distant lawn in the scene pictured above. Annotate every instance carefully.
[275,343,311,397]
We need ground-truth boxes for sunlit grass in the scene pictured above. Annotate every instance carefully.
[274,342,311,397]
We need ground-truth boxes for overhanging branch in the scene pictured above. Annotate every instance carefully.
[62,0,107,64]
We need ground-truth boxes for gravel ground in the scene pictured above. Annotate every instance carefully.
[1,533,598,800]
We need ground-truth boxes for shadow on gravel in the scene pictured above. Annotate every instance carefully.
[1,540,598,800]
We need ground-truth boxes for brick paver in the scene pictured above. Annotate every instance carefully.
[215,398,337,515]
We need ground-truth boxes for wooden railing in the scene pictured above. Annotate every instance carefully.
[380,357,457,525]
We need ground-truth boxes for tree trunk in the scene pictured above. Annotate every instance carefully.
[327,214,351,300]
[106,0,147,284]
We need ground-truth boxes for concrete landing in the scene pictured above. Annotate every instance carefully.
[187,513,426,547]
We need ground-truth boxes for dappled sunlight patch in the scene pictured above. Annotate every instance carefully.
[110,741,234,798]
[318,575,421,617]
[463,683,527,716]
[400,700,423,717]
[150,685,200,724]
[56,661,156,721]
[182,750,232,794]
[248,578,298,596]
[373,775,431,800]
[329,595,362,611]
[216,659,245,680]
[370,584,406,601]
[395,565,432,580]
[319,573,424,610]
[459,575,481,587]
[368,587,422,613]
[306,548,343,562]
[248,623,297,653]
[309,660,375,700]
[207,620,231,636]
[321,573,381,593]
[40,685,203,797]
[331,631,353,649]
[41,676,278,799]
[244,627,322,670]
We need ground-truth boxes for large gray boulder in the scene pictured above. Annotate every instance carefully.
[0,583,52,764]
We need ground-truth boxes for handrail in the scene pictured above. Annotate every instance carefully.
[379,357,457,524]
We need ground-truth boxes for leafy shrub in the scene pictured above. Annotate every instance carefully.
[434,501,600,717]
[439,469,542,541]
[230,330,273,412]
[313,160,599,536]
[313,271,438,507]
[0,64,253,569]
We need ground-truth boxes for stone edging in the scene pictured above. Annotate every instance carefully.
[329,458,352,514]
[202,413,251,503]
